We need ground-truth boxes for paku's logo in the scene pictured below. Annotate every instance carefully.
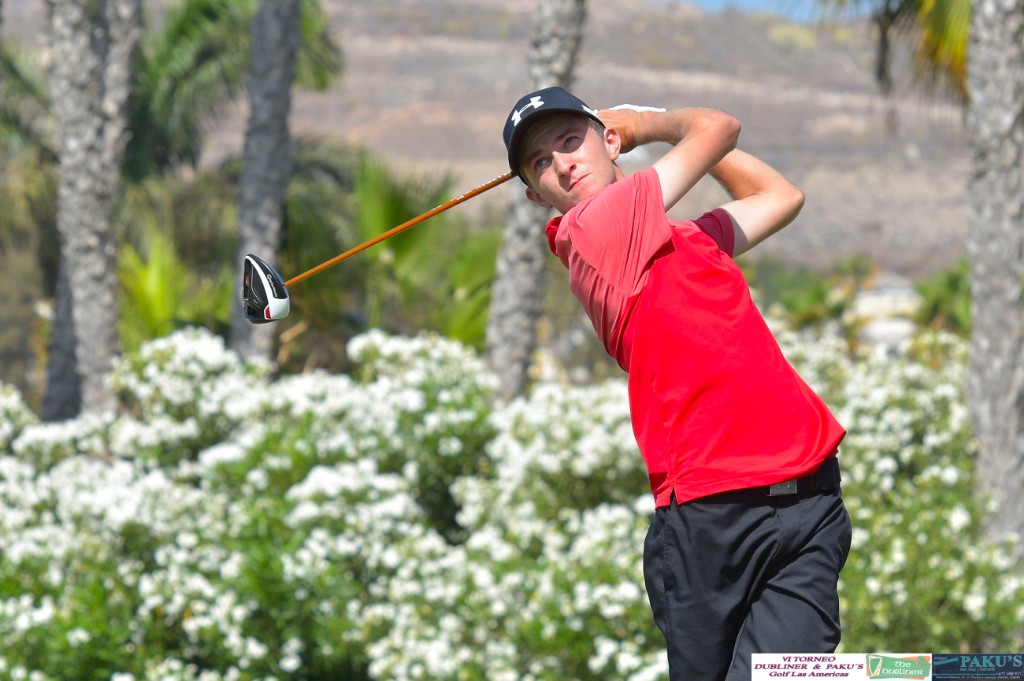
[511,96,544,126]
[933,654,1024,680]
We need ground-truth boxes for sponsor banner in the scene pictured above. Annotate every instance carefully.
[754,654,1024,680]
[932,654,1024,680]
[752,654,932,680]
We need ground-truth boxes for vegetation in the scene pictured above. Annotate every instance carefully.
[0,0,502,402]
[0,328,1020,680]
[914,258,970,335]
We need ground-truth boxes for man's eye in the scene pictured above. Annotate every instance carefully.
[563,135,583,151]
[534,157,551,171]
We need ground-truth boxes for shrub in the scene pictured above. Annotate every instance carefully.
[0,327,1020,681]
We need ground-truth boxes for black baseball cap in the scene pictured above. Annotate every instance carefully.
[503,86,603,177]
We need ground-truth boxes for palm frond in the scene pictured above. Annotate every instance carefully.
[124,0,341,182]
[0,46,55,160]
[296,0,344,90]
[125,0,254,181]
[0,147,57,258]
[913,0,970,100]
[117,229,194,352]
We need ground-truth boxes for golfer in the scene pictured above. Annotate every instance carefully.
[502,87,852,680]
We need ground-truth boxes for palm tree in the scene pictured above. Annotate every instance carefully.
[20,0,340,417]
[229,0,303,362]
[817,0,1023,555]
[485,0,588,401]
[122,0,251,184]
[963,0,1024,557]
[43,0,142,417]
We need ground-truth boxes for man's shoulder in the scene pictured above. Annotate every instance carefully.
[568,167,658,225]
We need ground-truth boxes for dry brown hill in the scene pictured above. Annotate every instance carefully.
[6,0,970,278]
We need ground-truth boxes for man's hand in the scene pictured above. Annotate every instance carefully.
[598,107,662,154]
[598,106,740,211]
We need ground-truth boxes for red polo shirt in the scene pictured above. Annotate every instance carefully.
[546,168,845,507]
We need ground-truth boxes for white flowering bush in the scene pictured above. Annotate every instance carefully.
[819,333,1022,651]
[358,381,663,680]
[108,328,272,468]
[0,327,1021,681]
[0,385,36,452]
[345,329,500,541]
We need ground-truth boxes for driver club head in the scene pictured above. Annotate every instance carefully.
[242,254,290,323]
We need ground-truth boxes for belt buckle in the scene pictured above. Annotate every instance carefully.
[767,479,798,496]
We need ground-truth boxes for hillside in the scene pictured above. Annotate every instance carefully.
[5,0,970,277]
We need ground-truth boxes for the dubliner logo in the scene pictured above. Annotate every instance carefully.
[867,654,932,679]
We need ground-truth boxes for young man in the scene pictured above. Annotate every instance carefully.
[502,86,852,681]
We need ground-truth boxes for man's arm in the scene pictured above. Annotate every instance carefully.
[599,107,740,212]
[709,149,804,257]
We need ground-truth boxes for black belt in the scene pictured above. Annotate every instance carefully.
[762,457,841,497]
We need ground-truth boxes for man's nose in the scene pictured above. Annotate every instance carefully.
[552,151,575,175]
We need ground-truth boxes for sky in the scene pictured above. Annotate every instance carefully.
[657,0,864,24]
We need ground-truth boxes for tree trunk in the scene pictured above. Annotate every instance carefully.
[486,0,587,401]
[230,0,302,362]
[44,0,141,417]
[41,264,81,420]
[872,7,899,135]
[965,0,1024,558]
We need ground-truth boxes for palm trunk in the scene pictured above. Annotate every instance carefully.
[487,190,552,399]
[40,263,81,420]
[44,0,141,417]
[486,0,587,401]
[230,0,302,362]
[965,0,1024,558]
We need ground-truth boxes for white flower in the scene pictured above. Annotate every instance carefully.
[948,506,971,532]
[279,655,301,673]
[66,627,91,647]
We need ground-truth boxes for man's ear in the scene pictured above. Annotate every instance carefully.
[604,126,622,162]
[525,186,552,209]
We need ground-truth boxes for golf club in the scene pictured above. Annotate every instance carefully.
[242,170,514,324]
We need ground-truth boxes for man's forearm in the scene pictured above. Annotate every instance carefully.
[632,108,736,147]
[710,149,798,201]
[650,109,740,211]
[709,149,805,255]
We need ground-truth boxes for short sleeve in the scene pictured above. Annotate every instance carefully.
[567,167,674,298]
[690,207,736,256]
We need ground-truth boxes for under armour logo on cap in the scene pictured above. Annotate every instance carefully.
[502,86,603,177]
[510,96,545,127]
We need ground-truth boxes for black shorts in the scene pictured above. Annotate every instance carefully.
[643,459,853,681]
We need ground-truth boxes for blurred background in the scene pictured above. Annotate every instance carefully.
[1,0,972,409]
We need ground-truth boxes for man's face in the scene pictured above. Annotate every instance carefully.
[519,113,621,214]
